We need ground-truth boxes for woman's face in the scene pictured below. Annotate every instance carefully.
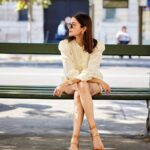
[68,17,86,37]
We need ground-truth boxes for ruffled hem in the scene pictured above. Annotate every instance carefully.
[76,70,103,81]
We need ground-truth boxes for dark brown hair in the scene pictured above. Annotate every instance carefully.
[67,13,97,54]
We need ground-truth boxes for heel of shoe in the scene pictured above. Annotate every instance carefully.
[92,135,104,150]
[90,126,104,150]
[69,135,79,150]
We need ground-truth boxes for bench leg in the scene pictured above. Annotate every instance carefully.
[146,100,150,133]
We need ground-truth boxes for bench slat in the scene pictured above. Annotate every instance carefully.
[0,86,149,100]
[0,86,149,92]
[0,90,149,95]
[0,93,149,100]
[0,89,149,94]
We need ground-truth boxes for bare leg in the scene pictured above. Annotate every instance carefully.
[62,82,104,149]
[70,91,84,150]
[72,91,84,137]
[77,81,104,150]
[77,81,96,128]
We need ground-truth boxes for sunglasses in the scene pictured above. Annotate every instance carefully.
[66,23,74,29]
[66,23,83,29]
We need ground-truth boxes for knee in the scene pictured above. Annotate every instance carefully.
[77,81,89,93]
[89,84,100,96]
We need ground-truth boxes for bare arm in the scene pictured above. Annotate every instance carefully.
[53,78,80,97]
[116,37,120,44]
[87,78,111,94]
[54,77,111,97]
[60,78,80,86]
[87,77,103,84]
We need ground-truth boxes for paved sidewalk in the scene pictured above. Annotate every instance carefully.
[0,99,150,150]
[0,134,150,150]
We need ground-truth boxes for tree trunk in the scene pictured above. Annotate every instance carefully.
[27,0,32,43]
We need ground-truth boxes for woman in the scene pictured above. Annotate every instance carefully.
[53,13,111,150]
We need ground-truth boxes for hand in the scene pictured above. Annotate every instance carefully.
[99,81,111,94]
[53,84,66,97]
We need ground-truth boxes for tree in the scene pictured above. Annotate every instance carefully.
[0,0,52,43]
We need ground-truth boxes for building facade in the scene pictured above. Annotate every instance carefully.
[0,0,149,44]
[92,0,150,44]
[0,2,43,43]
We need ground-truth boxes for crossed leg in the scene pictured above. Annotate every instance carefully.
[77,81,100,129]
[64,81,104,150]
[63,84,84,149]
[69,91,84,150]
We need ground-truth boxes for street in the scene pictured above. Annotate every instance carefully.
[0,66,149,87]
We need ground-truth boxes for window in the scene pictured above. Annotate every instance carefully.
[18,9,28,21]
[105,9,116,20]
[141,7,150,44]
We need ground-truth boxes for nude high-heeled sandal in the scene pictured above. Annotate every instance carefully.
[69,135,79,150]
[90,125,104,150]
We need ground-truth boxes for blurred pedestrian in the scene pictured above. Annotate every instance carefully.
[116,26,131,45]
[116,26,131,58]
[64,16,71,37]
[55,20,67,41]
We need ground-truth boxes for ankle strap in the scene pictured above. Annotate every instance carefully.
[71,134,79,145]
[72,134,79,138]
[90,124,97,130]
[91,133,99,137]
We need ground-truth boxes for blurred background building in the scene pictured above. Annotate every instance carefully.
[0,1,44,43]
[0,0,150,44]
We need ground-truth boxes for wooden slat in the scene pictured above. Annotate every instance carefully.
[0,85,149,92]
[0,43,59,55]
[0,90,149,95]
[0,43,150,56]
[0,86,149,100]
[0,93,149,100]
[104,44,150,56]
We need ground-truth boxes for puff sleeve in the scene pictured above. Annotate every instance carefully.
[76,42,105,81]
[58,40,80,79]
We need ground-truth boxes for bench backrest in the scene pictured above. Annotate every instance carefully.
[0,43,150,56]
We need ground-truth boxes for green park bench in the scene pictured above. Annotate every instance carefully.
[0,43,150,134]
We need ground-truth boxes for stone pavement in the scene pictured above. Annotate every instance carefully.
[0,134,150,150]
[0,99,150,150]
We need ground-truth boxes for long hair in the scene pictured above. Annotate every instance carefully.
[67,13,97,54]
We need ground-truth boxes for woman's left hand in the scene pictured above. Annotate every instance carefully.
[99,81,111,94]
[53,84,66,97]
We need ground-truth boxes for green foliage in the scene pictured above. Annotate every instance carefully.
[36,0,51,8]
[0,0,51,10]
[0,0,9,5]
[16,0,27,10]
